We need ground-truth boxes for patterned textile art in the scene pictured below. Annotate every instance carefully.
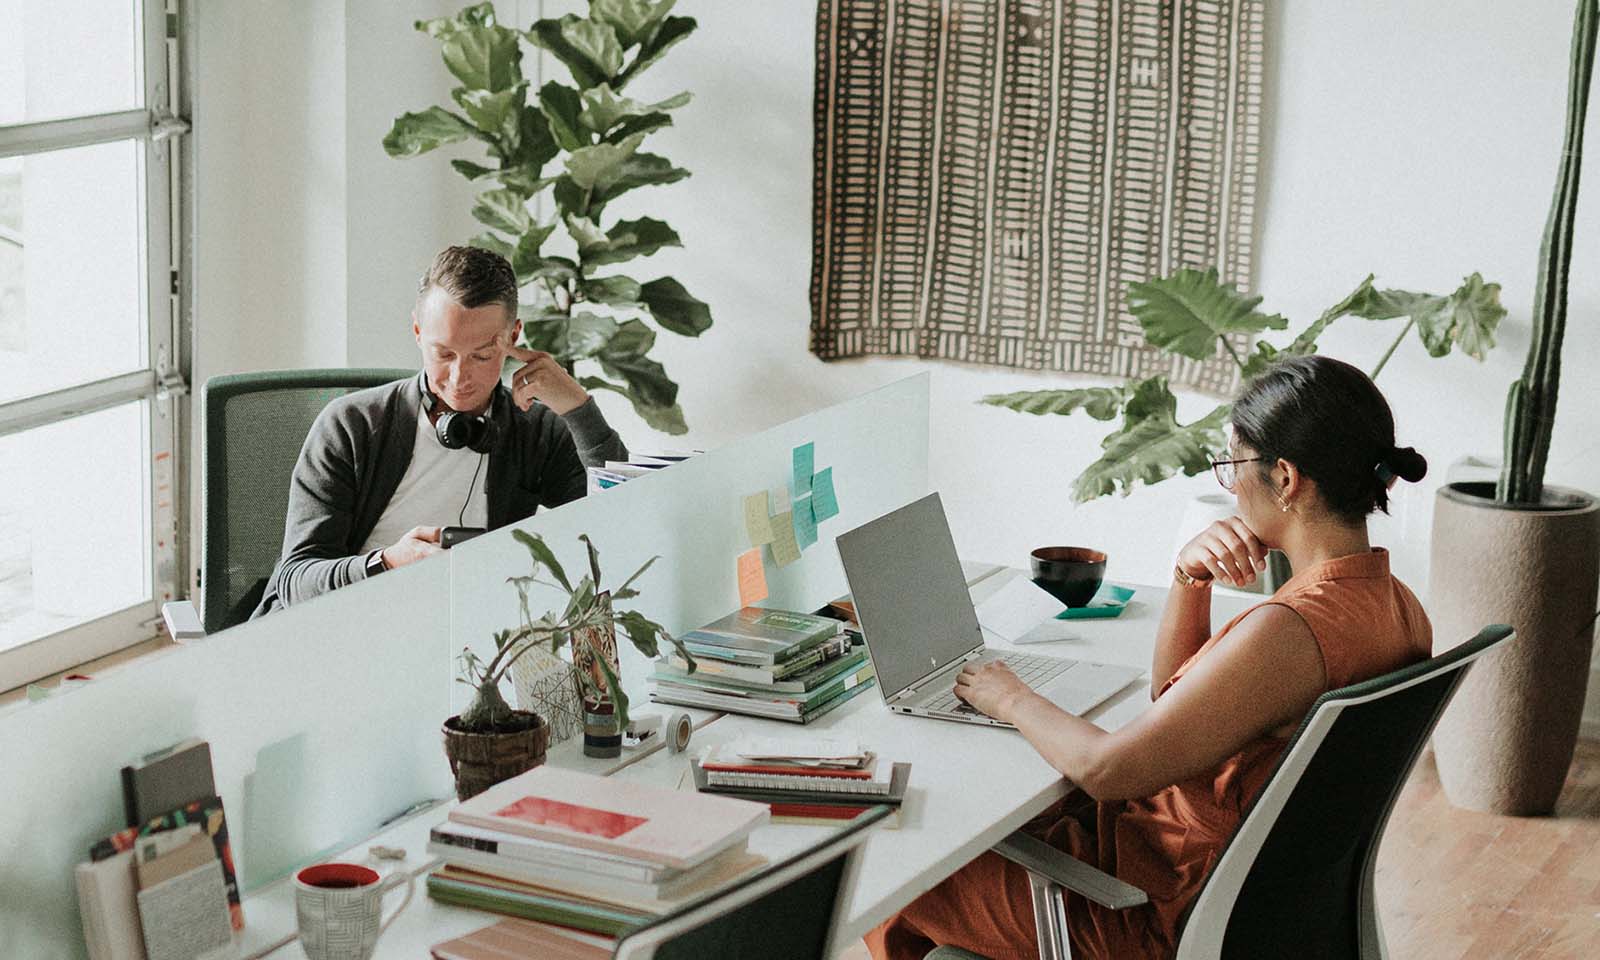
[809,0,1266,395]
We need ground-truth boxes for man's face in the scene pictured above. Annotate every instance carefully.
[413,287,516,415]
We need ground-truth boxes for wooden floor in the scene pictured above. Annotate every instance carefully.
[840,739,1600,960]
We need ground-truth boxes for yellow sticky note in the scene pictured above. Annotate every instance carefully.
[743,491,774,545]
[770,510,802,567]
[737,548,769,606]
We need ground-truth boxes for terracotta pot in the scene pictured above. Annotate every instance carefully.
[1428,482,1600,815]
[441,710,550,801]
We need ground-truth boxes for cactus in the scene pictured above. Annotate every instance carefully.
[1498,0,1596,503]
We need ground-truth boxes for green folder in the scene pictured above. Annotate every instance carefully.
[1054,584,1136,620]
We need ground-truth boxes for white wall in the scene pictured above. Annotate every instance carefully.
[197,1,1600,718]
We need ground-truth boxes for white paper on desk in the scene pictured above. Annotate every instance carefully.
[975,575,1066,641]
[733,733,863,763]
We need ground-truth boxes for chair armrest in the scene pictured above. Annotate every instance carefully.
[992,831,1150,910]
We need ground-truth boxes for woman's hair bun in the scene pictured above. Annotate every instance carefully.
[1386,445,1428,484]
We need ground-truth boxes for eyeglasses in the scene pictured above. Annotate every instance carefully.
[1211,456,1262,491]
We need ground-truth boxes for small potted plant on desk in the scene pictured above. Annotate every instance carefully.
[442,530,694,800]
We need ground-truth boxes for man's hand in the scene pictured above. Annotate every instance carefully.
[507,345,589,415]
[954,660,1035,722]
[380,526,442,570]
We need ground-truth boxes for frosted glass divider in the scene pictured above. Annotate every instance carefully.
[447,373,933,719]
[0,559,454,957]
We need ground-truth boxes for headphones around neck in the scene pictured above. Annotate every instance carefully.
[420,374,501,454]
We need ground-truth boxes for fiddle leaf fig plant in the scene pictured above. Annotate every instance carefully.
[385,1,710,435]
[454,529,694,735]
[982,268,1506,502]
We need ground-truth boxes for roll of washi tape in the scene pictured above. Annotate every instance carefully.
[665,712,693,754]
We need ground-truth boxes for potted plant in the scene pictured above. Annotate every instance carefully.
[442,530,693,798]
[1427,0,1600,815]
[385,1,712,435]
[981,266,1505,589]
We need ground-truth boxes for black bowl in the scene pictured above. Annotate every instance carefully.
[1030,547,1107,608]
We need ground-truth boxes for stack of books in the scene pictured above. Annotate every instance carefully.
[425,766,769,938]
[586,452,701,492]
[690,736,911,827]
[648,608,875,723]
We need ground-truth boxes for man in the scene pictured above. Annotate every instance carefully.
[252,245,626,617]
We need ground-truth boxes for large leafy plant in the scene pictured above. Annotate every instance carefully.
[982,268,1506,502]
[455,530,693,733]
[385,1,709,435]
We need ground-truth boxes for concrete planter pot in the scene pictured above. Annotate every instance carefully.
[1428,481,1600,815]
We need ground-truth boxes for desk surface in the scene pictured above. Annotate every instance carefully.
[245,566,1252,958]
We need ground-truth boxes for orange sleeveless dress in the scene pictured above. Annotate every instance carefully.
[866,548,1431,960]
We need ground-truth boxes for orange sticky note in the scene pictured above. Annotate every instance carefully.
[738,548,769,606]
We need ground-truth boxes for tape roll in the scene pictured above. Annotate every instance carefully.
[665,712,693,754]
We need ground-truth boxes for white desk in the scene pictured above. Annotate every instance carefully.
[245,567,1251,958]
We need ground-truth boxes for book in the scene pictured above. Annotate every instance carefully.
[771,806,903,829]
[75,850,147,960]
[431,917,613,960]
[700,747,878,779]
[135,855,233,960]
[448,765,769,871]
[89,796,243,931]
[691,759,912,808]
[429,822,678,882]
[427,871,648,937]
[704,765,892,795]
[121,738,214,828]
[677,608,844,665]
[654,661,876,715]
[666,645,828,683]
[424,843,765,913]
[654,648,867,695]
[650,672,876,724]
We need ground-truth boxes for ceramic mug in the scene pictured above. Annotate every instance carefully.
[294,862,413,960]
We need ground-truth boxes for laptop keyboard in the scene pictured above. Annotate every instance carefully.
[924,653,1076,714]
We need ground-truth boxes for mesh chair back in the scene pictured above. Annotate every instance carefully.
[201,369,413,634]
[1179,624,1514,960]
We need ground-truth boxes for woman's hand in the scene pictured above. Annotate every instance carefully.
[954,660,1035,721]
[1177,516,1268,587]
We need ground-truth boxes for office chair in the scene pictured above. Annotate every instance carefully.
[926,624,1515,960]
[198,368,414,634]
[613,805,890,959]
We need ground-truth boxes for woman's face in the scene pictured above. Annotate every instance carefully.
[1228,437,1284,542]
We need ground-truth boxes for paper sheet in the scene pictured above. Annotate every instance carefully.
[811,467,840,522]
[792,442,815,496]
[742,491,774,545]
[770,511,802,566]
[974,575,1066,641]
[737,548,769,606]
[792,495,819,549]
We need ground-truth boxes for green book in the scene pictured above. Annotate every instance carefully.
[678,608,844,665]
[426,873,648,937]
[655,650,868,695]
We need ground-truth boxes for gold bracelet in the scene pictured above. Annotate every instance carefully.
[1173,564,1213,589]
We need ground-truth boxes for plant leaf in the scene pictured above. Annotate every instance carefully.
[592,646,631,732]
[472,188,534,234]
[525,17,606,89]
[564,214,609,250]
[383,107,477,157]
[509,223,558,284]
[578,534,603,587]
[581,275,644,305]
[521,255,579,286]
[468,232,514,260]
[578,83,691,135]
[538,82,587,152]
[1238,340,1284,380]
[565,132,647,193]
[606,111,673,143]
[452,83,527,147]
[562,17,625,79]
[416,3,498,38]
[513,529,572,592]
[638,277,711,336]
[509,104,560,171]
[615,554,658,595]
[979,385,1129,420]
[594,152,690,205]
[585,217,682,267]
[1128,267,1287,362]
[451,159,497,180]
[1407,274,1505,360]
[613,609,665,658]
[591,0,677,48]
[616,16,696,90]
[564,312,622,358]
[579,377,689,435]
[440,22,524,93]
[1070,379,1229,501]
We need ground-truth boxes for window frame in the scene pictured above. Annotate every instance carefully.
[0,0,190,692]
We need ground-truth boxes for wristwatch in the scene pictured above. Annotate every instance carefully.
[363,548,388,578]
[1173,564,1213,589]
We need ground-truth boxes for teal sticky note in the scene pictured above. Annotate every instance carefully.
[811,467,839,522]
[793,442,815,497]
[793,494,819,549]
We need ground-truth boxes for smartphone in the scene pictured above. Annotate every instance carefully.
[440,526,487,549]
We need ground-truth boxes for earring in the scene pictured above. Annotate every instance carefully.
[1276,492,1292,513]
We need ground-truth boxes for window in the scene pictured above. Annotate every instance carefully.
[0,0,189,691]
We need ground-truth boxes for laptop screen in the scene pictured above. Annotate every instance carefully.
[835,492,985,700]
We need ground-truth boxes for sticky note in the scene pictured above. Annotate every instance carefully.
[737,548,769,606]
[793,495,818,549]
[793,442,815,497]
[811,467,839,522]
[743,491,774,545]
[770,511,802,567]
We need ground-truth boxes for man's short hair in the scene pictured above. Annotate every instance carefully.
[416,245,518,323]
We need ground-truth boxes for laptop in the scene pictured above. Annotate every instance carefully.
[836,492,1143,728]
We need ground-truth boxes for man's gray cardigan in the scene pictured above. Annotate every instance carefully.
[251,373,626,618]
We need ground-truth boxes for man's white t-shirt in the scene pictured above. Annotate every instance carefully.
[359,405,488,555]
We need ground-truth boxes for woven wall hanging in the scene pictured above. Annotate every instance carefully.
[809,0,1266,395]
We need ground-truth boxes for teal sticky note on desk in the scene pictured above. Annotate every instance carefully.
[1054,583,1136,620]
[793,442,814,496]
[811,467,839,522]
[793,494,819,549]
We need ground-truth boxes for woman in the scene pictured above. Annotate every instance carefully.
[867,355,1433,960]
